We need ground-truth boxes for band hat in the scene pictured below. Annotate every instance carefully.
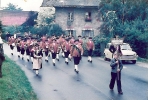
[78,35,82,37]
[74,39,79,42]
[89,37,92,39]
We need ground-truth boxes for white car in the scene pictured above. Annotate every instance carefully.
[104,43,138,64]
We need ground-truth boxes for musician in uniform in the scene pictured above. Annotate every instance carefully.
[8,36,15,55]
[44,40,49,62]
[30,44,35,64]
[70,39,83,73]
[109,53,123,94]
[47,36,52,57]
[86,37,95,63]
[62,38,71,64]
[33,44,42,75]
[49,38,59,66]
[15,37,21,57]
[20,39,26,60]
[56,37,61,61]
[26,37,31,61]
[59,35,65,57]
[69,36,75,60]
[78,35,83,45]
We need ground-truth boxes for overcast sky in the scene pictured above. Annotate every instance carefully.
[1,0,43,11]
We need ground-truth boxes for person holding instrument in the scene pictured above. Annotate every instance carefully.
[109,52,123,94]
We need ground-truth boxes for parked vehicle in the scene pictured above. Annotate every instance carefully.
[104,43,138,64]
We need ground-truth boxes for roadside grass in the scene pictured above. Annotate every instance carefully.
[0,56,38,100]
[137,57,148,63]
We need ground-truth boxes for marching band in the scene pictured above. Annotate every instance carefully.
[7,34,95,75]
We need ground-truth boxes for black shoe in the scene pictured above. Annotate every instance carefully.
[76,70,79,74]
[53,63,55,66]
[57,59,59,61]
[74,69,76,72]
[32,62,33,64]
[88,60,90,62]
[66,62,68,65]
[18,55,20,58]
[22,58,23,60]
[27,59,29,62]
[90,60,92,63]
[118,91,123,94]
[11,53,13,55]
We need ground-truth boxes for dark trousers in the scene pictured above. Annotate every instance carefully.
[109,72,122,92]
[88,49,93,56]
[10,45,14,50]
[73,57,81,65]
[17,46,20,52]
[45,51,49,56]
[52,53,56,59]
[64,51,70,58]
[21,48,25,55]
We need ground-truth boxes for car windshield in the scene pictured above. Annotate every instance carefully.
[121,44,132,50]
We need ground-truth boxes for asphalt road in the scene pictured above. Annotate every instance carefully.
[3,43,148,100]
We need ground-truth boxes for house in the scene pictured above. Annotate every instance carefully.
[41,0,101,37]
[0,10,31,26]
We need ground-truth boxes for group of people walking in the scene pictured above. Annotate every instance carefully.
[7,34,123,94]
[7,34,95,75]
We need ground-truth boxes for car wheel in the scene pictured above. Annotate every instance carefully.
[122,60,125,64]
[132,60,136,64]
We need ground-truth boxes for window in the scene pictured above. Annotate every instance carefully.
[82,30,94,37]
[68,12,74,21]
[85,12,91,21]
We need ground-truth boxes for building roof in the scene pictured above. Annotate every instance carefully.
[0,10,37,26]
[41,0,100,7]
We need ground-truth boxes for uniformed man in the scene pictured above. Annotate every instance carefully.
[26,37,31,61]
[49,38,59,66]
[44,40,49,62]
[8,36,15,55]
[62,38,71,64]
[58,35,65,57]
[78,35,83,45]
[15,37,21,57]
[70,39,84,73]
[56,37,61,61]
[86,37,95,63]
[20,39,26,60]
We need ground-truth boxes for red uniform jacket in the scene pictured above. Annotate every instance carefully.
[49,43,59,53]
[86,40,95,50]
[70,44,83,57]
[62,41,71,52]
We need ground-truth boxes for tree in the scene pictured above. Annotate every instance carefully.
[22,11,38,32]
[0,21,2,33]
[3,3,22,11]
[98,0,148,58]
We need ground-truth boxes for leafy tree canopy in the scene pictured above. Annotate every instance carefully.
[99,0,148,58]
[3,3,22,11]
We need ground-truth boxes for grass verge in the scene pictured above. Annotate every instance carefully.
[137,57,148,63]
[0,55,38,100]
